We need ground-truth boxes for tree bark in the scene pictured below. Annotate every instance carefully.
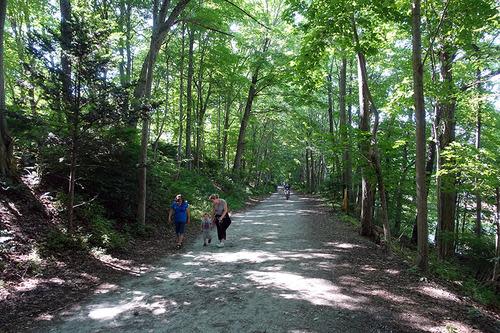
[356,50,374,237]
[436,45,457,260]
[492,187,500,283]
[59,0,72,106]
[327,59,334,135]
[136,0,191,226]
[475,69,482,236]
[177,23,186,163]
[185,27,195,169]
[339,57,351,211]
[0,0,13,178]
[394,144,408,235]
[233,38,270,175]
[412,0,428,270]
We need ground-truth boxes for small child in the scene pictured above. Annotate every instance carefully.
[201,213,213,246]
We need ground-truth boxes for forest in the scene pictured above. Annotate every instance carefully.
[0,0,499,328]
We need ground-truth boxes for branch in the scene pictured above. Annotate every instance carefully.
[73,195,99,209]
[423,0,452,66]
[221,0,271,30]
[460,69,500,91]
[182,19,235,37]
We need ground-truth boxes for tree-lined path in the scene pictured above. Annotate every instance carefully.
[36,193,498,333]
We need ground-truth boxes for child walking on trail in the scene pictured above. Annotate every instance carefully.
[201,213,213,246]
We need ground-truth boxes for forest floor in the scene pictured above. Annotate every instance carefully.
[1,186,500,332]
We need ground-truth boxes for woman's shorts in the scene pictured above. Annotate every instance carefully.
[175,222,186,234]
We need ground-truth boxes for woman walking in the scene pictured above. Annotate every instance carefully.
[168,194,190,249]
[209,194,231,247]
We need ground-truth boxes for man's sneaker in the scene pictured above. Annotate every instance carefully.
[217,242,224,248]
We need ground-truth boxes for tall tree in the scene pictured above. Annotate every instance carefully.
[233,37,270,174]
[412,0,428,270]
[0,0,13,178]
[185,26,195,169]
[136,0,191,226]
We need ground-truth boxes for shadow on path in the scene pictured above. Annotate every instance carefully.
[34,193,500,333]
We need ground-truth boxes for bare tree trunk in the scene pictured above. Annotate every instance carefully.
[60,0,72,106]
[177,23,186,164]
[136,0,191,226]
[492,187,500,283]
[311,148,316,192]
[67,76,81,231]
[185,27,194,169]
[0,0,13,178]
[217,97,221,159]
[233,38,270,175]
[394,144,408,235]
[305,146,310,193]
[339,57,351,211]
[327,59,334,135]
[412,0,428,270]
[475,69,482,236]
[233,69,258,174]
[118,0,132,115]
[356,50,374,237]
[221,95,232,168]
[437,45,457,260]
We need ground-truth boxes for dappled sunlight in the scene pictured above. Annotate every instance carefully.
[167,271,184,279]
[246,270,365,309]
[87,294,146,320]
[323,242,365,249]
[363,289,417,305]
[383,269,400,275]
[94,283,119,295]
[398,312,440,332]
[416,285,460,302]
[209,250,283,263]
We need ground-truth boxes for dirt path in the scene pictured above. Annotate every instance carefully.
[34,193,499,333]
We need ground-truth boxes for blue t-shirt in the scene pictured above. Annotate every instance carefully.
[171,201,189,223]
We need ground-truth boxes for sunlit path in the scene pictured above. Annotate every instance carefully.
[36,193,493,333]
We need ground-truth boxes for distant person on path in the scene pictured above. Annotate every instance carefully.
[284,183,291,199]
[201,212,213,246]
[209,194,232,247]
[168,194,190,249]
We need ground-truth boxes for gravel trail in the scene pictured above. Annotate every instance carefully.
[35,193,500,333]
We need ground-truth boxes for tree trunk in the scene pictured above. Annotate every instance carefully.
[475,69,482,236]
[67,80,80,231]
[118,0,132,115]
[356,51,374,237]
[132,0,191,125]
[221,95,232,169]
[136,0,191,226]
[185,27,194,169]
[339,57,351,211]
[412,0,428,270]
[436,45,457,260]
[177,23,186,163]
[305,147,310,193]
[394,144,408,235]
[233,69,258,175]
[233,38,270,175]
[310,148,315,192]
[0,0,13,178]
[492,187,500,283]
[327,59,334,135]
[59,0,72,107]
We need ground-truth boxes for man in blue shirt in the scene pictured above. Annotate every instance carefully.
[168,194,191,249]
